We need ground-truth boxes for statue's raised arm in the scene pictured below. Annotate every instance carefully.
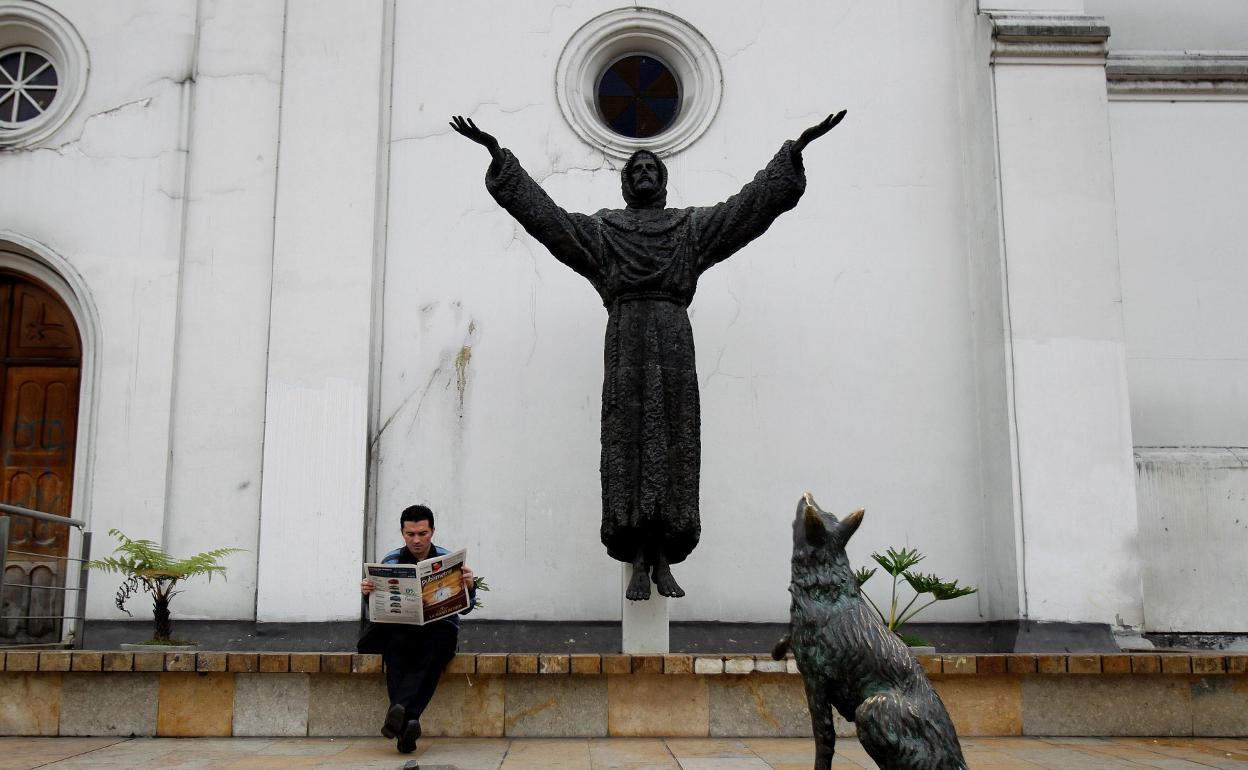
[450,115,505,173]
[689,108,847,272]
[450,114,604,285]
[793,109,848,156]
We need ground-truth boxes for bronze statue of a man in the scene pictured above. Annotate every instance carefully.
[452,110,847,600]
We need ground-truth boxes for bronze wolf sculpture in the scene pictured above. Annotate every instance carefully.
[772,493,967,770]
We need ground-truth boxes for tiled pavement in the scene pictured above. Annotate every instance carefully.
[2,736,1248,769]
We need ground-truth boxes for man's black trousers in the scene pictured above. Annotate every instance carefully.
[380,621,459,719]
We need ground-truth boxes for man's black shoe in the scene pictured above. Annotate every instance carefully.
[397,719,421,754]
[381,703,406,739]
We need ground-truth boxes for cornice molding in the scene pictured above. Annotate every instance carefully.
[989,14,1110,64]
[1107,52,1248,100]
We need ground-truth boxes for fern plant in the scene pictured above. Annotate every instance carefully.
[87,529,242,644]
[854,546,977,647]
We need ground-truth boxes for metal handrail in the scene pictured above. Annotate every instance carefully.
[3,615,89,620]
[0,502,85,528]
[4,549,90,562]
[0,504,91,650]
[1,583,82,591]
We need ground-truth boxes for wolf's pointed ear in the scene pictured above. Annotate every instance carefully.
[837,508,865,541]
[804,501,827,546]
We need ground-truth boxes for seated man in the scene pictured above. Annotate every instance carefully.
[358,504,475,754]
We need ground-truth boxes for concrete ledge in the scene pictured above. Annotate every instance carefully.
[7,650,1245,677]
[76,619,1127,654]
[1,652,1245,738]
[989,13,1110,62]
[1108,52,1248,99]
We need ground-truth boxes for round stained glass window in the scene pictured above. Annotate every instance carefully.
[0,47,58,128]
[597,54,680,139]
[556,8,721,158]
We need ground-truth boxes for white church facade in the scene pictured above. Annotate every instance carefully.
[0,0,1245,643]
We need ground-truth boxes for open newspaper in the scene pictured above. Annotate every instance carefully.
[364,548,470,625]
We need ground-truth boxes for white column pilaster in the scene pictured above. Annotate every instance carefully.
[165,0,285,620]
[988,12,1144,627]
[255,0,387,621]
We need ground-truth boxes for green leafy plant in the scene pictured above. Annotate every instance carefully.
[471,575,491,609]
[855,546,977,647]
[87,529,242,644]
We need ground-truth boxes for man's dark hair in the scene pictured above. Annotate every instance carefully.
[400,504,435,529]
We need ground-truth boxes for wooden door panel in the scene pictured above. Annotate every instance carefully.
[5,473,37,546]
[3,472,66,550]
[27,564,57,638]
[0,565,27,639]
[6,281,80,359]
[43,380,74,450]
[2,367,78,557]
[5,372,77,462]
[0,272,81,644]
[11,380,43,450]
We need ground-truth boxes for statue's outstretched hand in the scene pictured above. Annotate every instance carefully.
[793,110,848,154]
[450,115,503,165]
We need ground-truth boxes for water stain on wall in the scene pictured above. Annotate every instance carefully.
[455,344,472,416]
[453,320,477,418]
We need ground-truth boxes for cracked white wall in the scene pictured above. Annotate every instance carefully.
[1111,102,1248,449]
[1111,100,1248,632]
[163,0,286,620]
[0,0,198,620]
[377,0,992,622]
[1086,0,1248,50]
[253,0,386,622]
[17,0,1236,629]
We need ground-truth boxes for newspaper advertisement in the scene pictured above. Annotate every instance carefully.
[364,549,470,625]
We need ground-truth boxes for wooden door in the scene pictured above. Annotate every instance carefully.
[0,273,81,644]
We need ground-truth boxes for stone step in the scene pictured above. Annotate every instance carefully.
[1,651,1245,738]
[6,650,1244,676]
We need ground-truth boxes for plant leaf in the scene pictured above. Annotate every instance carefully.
[931,579,978,601]
[902,571,944,595]
[853,566,877,588]
[871,546,924,576]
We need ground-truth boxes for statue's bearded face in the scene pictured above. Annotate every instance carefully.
[621,150,667,208]
[629,155,661,195]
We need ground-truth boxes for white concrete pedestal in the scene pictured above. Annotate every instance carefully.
[621,565,669,653]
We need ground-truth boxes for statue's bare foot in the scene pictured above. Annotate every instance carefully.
[652,564,685,598]
[626,565,651,601]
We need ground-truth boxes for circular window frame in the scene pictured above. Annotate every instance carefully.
[0,1,88,148]
[556,8,722,159]
[0,45,60,128]
[595,51,682,140]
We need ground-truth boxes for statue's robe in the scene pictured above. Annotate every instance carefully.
[485,142,806,566]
